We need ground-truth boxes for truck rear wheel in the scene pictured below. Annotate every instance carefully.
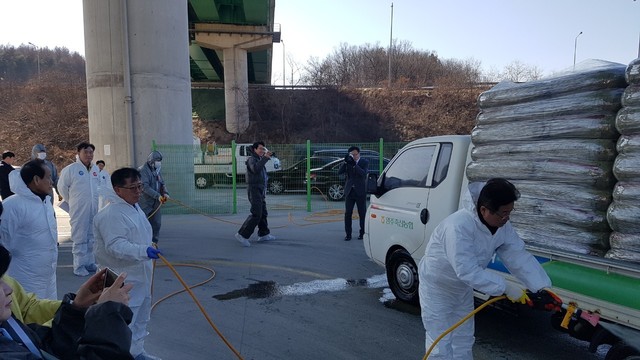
[606,341,640,360]
[195,175,211,189]
[386,249,419,305]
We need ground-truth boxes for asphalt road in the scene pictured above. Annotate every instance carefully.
[54,205,610,360]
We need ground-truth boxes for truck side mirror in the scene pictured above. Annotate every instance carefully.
[366,173,378,195]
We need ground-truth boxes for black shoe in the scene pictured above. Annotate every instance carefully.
[344,236,352,241]
[357,234,364,240]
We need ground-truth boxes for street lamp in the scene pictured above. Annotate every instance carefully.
[573,31,582,70]
[28,42,41,81]
[281,40,286,87]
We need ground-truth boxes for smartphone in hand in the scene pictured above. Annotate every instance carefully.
[103,267,123,288]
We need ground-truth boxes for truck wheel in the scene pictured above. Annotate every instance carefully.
[386,249,419,305]
[195,175,210,189]
[327,184,345,201]
[605,341,640,360]
[269,180,284,194]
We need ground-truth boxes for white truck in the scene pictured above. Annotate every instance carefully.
[363,135,640,359]
[194,143,281,188]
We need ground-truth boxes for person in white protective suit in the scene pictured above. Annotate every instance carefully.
[58,142,100,277]
[418,178,552,359]
[93,167,163,360]
[96,159,112,210]
[0,160,58,299]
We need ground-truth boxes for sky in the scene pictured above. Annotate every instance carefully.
[1,0,638,85]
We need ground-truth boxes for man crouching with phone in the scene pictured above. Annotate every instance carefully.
[0,245,135,359]
[94,167,164,360]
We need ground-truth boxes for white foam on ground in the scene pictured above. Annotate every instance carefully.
[278,274,389,296]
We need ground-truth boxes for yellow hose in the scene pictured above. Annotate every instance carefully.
[157,254,245,360]
[422,295,506,360]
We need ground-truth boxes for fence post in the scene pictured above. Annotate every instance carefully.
[232,140,237,214]
[306,139,312,212]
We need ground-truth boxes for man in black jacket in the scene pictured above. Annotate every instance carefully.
[0,151,16,200]
[235,141,276,247]
[338,146,369,241]
[0,244,135,359]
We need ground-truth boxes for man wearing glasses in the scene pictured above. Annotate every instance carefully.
[93,167,163,360]
[417,178,553,359]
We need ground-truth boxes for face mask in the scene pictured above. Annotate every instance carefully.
[154,161,162,171]
[37,152,46,160]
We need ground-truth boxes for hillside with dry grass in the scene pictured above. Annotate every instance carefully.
[1,84,484,171]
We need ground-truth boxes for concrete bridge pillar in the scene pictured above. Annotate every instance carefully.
[82,0,193,198]
[194,23,274,134]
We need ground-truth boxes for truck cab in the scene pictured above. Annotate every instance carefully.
[363,135,471,303]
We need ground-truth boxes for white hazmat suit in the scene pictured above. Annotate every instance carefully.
[94,186,154,358]
[0,171,58,299]
[58,158,99,274]
[418,182,551,359]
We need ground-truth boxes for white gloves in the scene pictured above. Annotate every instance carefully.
[504,282,529,304]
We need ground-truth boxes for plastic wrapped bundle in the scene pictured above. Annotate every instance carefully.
[617,134,640,154]
[607,231,640,262]
[471,115,617,143]
[478,60,627,108]
[607,202,640,233]
[467,160,615,189]
[612,152,640,180]
[615,106,640,134]
[471,139,616,162]
[612,181,640,202]
[515,197,609,231]
[513,224,609,256]
[627,57,640,84]
[476,89,624,124]
[608,232,640,254]
[622,85,640,107]
[514,181,611,212]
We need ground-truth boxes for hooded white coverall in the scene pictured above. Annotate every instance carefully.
[97,168,112,210]
[58,158,99,273]
[93,187,153,357]
[418,183,551,359]
[0,171,58,299]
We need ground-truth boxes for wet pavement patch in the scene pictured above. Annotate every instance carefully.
[213,274,387,301]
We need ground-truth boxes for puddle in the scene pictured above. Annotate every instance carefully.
[213,273,388,300]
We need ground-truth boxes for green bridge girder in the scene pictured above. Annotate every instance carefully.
[188,0,275,85]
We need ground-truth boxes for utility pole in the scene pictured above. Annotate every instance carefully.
[282,39,286,87]
[388,3,394,88]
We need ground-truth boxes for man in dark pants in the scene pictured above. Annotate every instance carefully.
[235,141,276,247]
[338,146,369,241]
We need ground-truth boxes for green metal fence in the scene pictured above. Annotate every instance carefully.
[155,139,407,215]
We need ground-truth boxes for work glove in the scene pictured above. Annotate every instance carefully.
[504,282,530,305]
[146,246,163,259]
[527,288,563,312]
[159,195,167,204]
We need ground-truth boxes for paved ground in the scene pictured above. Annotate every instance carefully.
[53,198,608,360]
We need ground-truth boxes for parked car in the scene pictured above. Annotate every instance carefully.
[311,148,381,160]
[309,156,390,201]
[267,156,338,194]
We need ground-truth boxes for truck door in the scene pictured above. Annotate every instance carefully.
[367,143,439,260]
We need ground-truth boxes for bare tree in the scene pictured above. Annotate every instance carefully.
[496,60,543,82]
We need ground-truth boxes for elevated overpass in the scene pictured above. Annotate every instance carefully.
[188,0,279,131]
